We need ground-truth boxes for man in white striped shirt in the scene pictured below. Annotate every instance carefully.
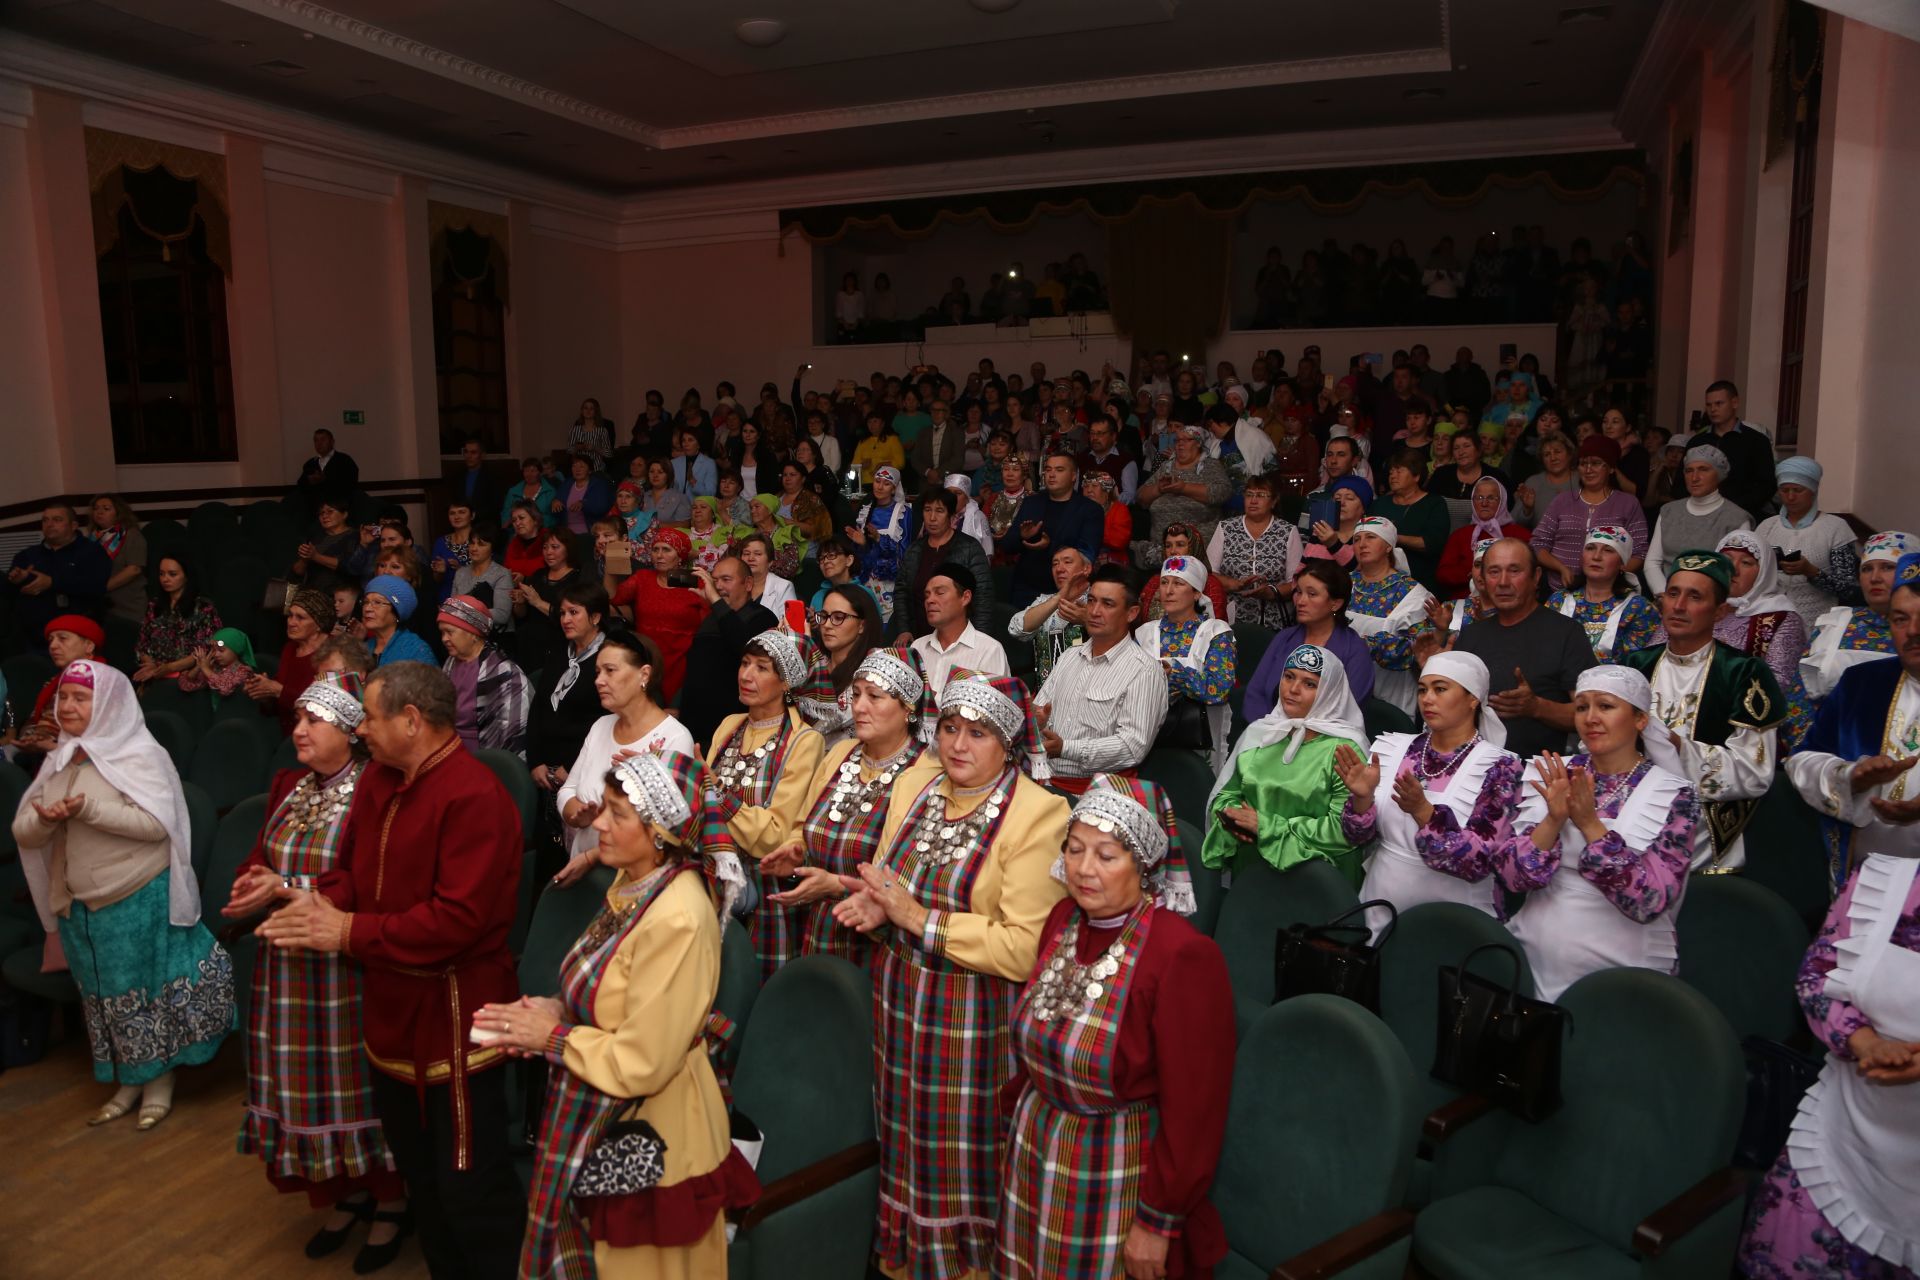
[1034,564,1168,794]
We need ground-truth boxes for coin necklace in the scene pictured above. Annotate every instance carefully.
[282,765,360,834]
[1029,914,1130,1022]
[715,712,786,795]
[826,740,917,824]
[899,773,1009,877]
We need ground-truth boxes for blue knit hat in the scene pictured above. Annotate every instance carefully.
[364,574,418,622]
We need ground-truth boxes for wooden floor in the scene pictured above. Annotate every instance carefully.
[0,1036,431,1280]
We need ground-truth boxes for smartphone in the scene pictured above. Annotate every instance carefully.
[1499,343,1518,363]
[1321,373,1335,391]
[1306,495,1337,529]
[666,568,698,588]
[784,599,809,634]
[1776,549,1803,565]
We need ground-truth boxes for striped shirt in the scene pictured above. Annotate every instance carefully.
[1033,635,1168,777]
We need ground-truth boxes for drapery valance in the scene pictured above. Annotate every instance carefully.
[780,150,1645,243]
[87,127,230,273]
[429,201,511,308]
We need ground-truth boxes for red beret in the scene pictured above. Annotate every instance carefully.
[1578,434,1621,466]
[44,614,104,648]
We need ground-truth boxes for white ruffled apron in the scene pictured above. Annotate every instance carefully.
[1800,606,1885,700]
[1784,853,1920,1270]
[1506,764,1688,1002]
[1345,585,1433,717]
[1359,732,1505,941]
[1555,594,1632,660]
[1137,615,1234,772]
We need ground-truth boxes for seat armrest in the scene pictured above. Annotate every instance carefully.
[1421,1092,1495,1144]
[729,1139,879,1233]
[1631,1168,1748,1258]
[1269,1207,1415,1280]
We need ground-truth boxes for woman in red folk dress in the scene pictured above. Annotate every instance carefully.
[833,672,1071,1280]
[993,775,1234,1280]
[223,672,409,1273]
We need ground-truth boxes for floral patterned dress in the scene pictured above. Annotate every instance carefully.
[136,597,223,670]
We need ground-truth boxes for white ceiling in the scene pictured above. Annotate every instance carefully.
[0,0,1660,195]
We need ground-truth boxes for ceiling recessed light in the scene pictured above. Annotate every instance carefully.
[732,18,787,47]
[299,31,315,40]
[232,39,251,49]
[968,0,1022,12]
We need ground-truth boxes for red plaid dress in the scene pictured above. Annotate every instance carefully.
[872,768,1022,1280]
[238,765,400,1201]
[993,902,1154,1280]
[797,738,927,963]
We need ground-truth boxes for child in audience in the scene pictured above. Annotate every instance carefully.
[179,627,256,705]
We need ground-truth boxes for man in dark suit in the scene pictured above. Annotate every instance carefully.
[907,397,969,495]
[295,428,359,516]
[679,555,779,749]
[449,436,506,520]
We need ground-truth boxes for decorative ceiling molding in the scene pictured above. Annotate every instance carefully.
[619,112,1629,228]
[210,0,659,144]
[216,0,1455,151]
[0,34,625,221]
[652,47,1455,147]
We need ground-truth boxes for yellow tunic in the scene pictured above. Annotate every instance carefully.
[560,868,730,1280]
[706,708,825,861]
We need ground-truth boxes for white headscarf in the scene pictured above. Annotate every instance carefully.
[1420,650,1507,748]
[1209,644,1368,806]
[1572,665,1685,777]
[1160,555,1213,618]
[860,465,910,539]
[17,660,199,930]
[1717,530,1796,619]
[1468,475,1514,545]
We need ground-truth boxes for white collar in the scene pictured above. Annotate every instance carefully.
[1684,492,1727,515]
[922,624,981,655]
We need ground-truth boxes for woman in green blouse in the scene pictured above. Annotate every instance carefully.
[1203,643,1369,885]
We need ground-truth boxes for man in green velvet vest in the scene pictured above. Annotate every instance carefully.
[1623,549,1786,873]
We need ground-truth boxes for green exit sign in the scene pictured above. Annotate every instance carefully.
[342,410,365,425]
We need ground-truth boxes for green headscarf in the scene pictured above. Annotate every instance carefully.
[210,627,257,707]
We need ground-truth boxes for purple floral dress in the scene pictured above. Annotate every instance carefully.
[1738,865,1920,1280]
[1495,756,1698,920]
[1340,734,1523,919]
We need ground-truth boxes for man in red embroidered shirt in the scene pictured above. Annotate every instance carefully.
[260,661,527,1278]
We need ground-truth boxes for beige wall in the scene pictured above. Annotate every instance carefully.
[516,231,624,454]
[0,122,62,508]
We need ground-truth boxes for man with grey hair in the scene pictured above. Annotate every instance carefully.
[1009,544,1094,686]
[257,661,528,1278]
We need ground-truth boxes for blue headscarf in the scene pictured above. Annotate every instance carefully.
[1328,474,1375,510]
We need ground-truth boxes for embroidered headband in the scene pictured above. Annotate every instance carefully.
[872,465,902,490]
[1671,549,1733,594]
[57,660,97,689]
[611,752,692,834]
[938,674,1024,746]
[1284,644,1328,674]
[296,671,366,730]
[746,628,808,690]
[1896,552,1920,591]
[1070,782,1169,869]
[853,646,925,711]
[1353,515,1399,548]
[1162,555,1207,595]
[1863,531,1919,564]
[1583,524,1634,561]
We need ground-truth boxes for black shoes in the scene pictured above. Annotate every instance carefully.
[304,1196,374,1259]
[351,1207,414,1275]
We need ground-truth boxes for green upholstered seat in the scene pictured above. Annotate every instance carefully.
[1176,816,1224,937]
[201,794,270,916]
[727,954,877,1280]
[1377,903,1535,1205]
[1741,769,1830,931]
[1213,994,1421,1280]
[473,748,538,848]
[1213,855,1359,1032]
[138,677,212,737]
[713,918,760,1067]
[182,780,217,886]
[1414,968,1748,1280]
[189,718,278,813]
[3,653,55,727]
[144,708,196,778]
[268,735,301,779]
[1676,875,1810,1044]
[1139,746,1218,832]
[0,759,29,859]
[2,942,78,1004]
[1362,696,1416,738]
[517,866,617,998]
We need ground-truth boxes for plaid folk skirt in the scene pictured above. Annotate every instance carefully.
[872,936,1018,1280]
[993,1090,1152,1280]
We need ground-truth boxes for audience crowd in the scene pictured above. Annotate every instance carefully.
[1,329,1913,1280]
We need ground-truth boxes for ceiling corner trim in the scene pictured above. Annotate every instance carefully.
[209,0,662,144]
[652,47,1456,148]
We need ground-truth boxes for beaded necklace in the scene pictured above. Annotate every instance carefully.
[1412,731,1479,783]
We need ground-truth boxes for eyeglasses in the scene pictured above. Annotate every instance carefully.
[815,610,858,627]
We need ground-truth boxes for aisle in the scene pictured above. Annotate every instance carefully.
[0,1037,431,1280]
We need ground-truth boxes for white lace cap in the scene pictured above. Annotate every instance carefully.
[1575,664,1652,713]
[938,677,1022,746]
[746,629,806,689]
[295,680,365,730]
[611,754,691,833]
[854,649,923,709]
[1069,787,1169,869]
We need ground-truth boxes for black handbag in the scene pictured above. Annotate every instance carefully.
[573,1113,669,1197]
[1273,899,1397,1013]
[1733,1035,1823,1171]
[1432,942,1572,1123]
[1153,696,1212,752]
